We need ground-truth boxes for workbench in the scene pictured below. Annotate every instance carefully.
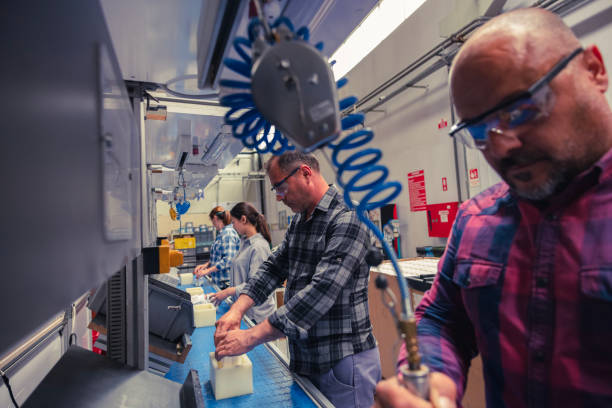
[165,283,332,407]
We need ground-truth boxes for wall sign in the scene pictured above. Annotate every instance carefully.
[469,168,480,187]
[426,202,459,238]
[407,169,427,212]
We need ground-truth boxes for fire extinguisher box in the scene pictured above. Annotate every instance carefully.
[426,202,459,238]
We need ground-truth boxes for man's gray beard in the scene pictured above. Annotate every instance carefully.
[510,166,568,201]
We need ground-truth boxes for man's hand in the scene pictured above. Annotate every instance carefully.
[373,372,456,408]
[214,329,255,360]
[214,309,243,345]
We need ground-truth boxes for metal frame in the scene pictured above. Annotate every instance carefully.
[0,314,65,376]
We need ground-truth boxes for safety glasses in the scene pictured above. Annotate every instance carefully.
[271,166,301,196]
[449,47,583,150]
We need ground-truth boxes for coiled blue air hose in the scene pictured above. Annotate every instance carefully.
[219,19,296,155]
[220,18,412,318]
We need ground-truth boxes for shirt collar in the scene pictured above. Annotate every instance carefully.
[244,233,262,245]
[594,144,612,182]
[312,185,337,214]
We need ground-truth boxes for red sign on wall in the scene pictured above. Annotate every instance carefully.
[442,177,448,191]
[469,168,480,187]
[407,170,427,212]
[426,202,459,238]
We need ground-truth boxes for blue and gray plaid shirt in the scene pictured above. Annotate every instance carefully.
[209,224,240,286]
[243,186,376,376]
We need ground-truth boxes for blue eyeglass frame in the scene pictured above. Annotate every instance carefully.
[449,47,584,144]
[270,166,301,192]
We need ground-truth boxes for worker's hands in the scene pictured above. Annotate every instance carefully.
[373,372,456,408]
[194,263,214,277]
[209,288,230,306]
[194,263,210,277]
[214,329,255,360]
[214,309,243,345]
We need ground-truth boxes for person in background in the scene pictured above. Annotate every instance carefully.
[214,152,381,408]
[194,206,240,288]
[374,7,612,408]
[208,202,276,324]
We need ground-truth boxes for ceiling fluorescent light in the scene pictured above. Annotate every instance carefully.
[330,0,427,80]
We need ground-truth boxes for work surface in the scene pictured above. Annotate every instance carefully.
[23,346,182,407]
[165,284,322,407]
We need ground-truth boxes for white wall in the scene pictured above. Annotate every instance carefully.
[323,0,465,257]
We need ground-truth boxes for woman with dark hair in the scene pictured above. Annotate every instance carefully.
[209,202,275,323]
[194,206,240,287]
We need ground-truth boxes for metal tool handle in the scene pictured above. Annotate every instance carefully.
[399,364,430,400]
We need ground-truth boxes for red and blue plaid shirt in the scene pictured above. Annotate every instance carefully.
[399,148,612,407]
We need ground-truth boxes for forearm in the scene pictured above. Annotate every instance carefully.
[247,318,284,346]
[398,252,476,400]
[230,294,255,316]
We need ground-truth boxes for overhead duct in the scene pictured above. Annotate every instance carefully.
[196,0,249,89]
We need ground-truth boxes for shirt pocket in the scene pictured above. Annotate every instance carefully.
[452,260,504,331]
[579,266,612,301]
[452,260,504,289]
[578,266,612,365]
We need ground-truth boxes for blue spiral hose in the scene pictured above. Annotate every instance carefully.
[219,19,295,155]
[220,18,413,318]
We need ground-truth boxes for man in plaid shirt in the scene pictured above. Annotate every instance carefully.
[375,8,612,408]
[215,152,381,407]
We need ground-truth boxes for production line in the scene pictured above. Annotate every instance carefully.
[164,278,332,407]
[2,1,612,407]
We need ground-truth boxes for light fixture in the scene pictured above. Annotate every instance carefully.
[329,0,427,79]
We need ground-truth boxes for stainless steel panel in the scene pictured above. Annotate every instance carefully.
[0,0,141,355]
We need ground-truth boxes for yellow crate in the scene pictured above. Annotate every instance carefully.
[174,237,196,249]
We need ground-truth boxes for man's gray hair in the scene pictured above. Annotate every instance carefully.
[265,151,320,173]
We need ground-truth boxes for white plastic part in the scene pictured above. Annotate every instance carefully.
[190,294,207,304]
[185,287,203,296]
[179,272,193,285]
[209,352,253,400]
[193,303,216,327]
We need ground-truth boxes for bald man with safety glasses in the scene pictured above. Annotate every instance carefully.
[374,7,612,408]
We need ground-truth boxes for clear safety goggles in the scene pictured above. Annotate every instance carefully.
[271,166,300,196]
[449,47,583,150]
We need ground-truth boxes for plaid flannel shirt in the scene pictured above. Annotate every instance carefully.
[399,147,612,407]
[209,224,240,286]
[243,186,376,376]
